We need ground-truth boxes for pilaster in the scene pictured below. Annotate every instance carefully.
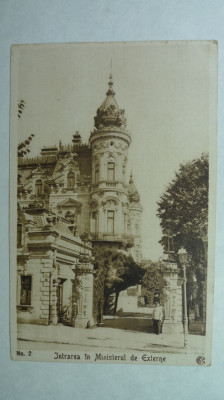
[162,260,183,334]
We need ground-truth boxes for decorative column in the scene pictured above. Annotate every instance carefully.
[50,249,59,325]
[162,259,183,334]
[72,263,94,328]
[50,277,59,325]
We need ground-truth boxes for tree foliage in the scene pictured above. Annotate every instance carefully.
[141,261,163,305]
[157,153,208,246]
[18,134,35,157]
[18,99,26,119]
[157,153,208,313]
[92,248,144,319]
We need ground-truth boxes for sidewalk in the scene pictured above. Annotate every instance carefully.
[17,323,206,354]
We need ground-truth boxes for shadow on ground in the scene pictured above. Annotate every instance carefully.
[103,315,153,333]
[102,313,204,335]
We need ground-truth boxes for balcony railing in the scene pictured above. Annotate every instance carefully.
[90,232,134,247]
[91,180,121,189]
[106,181,117,187]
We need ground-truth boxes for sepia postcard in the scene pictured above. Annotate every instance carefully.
[10,41,217,365]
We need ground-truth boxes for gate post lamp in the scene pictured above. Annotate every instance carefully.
[178,246,188,348]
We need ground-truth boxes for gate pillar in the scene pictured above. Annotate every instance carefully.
[162,259,183,334]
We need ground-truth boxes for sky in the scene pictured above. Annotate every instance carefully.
[14,41,212,260]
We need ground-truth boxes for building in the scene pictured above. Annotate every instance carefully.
[17,75,142,326]
[17,203,94,327]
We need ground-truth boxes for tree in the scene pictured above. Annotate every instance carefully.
[141,261,163,305]
[92,249,108,324]
[17,99,35,157]
[18,99,26,119]
[157,153,208,316]
[108,250,145,313]
[92,248,144,321]
[18,134,35,157]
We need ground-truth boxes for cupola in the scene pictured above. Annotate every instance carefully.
[128,173,140,203]
[72,131,82,146]
[94,75,126,129]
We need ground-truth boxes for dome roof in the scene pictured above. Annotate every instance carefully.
[128,173,140,203]
[94,75,126,129]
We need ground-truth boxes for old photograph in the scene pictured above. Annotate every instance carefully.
[10,41,217,365]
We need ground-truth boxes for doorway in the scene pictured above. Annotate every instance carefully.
[56,279,66,323]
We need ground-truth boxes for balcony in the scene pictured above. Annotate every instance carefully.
[106,181,117,188]
[91,180,121,190]
[90,233,134,247]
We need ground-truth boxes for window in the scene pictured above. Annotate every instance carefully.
[18,173,22,185]
[65,211,75,224]
[20,276,32,306]
[92,211,98,233]
[107,162,115,181]
[107,211,114,234]
[122,164,126,181]
[35,179,42,196]
[67,172,75,189]
[124,213,127,233]
[95,164,99,183]
[17,224,22,246]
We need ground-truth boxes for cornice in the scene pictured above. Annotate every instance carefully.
[89,130,131,146]
[90,187,129,197]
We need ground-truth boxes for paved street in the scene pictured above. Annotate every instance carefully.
[17,321,206,355]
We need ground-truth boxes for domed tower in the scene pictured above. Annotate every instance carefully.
[89,75,132,250]
[127,173,143,262]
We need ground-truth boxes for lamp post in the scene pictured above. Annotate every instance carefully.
[200,223,208,335]
[178,246,188,348]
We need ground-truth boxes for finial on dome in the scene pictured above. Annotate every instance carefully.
[106,73,115,96]
[94,69,126,129]
[128,172,140,203]
[109,73,113,87]
[72,130,82,146]
[109,58,113,84]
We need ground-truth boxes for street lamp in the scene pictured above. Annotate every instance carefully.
[178,246,188,348]
[200,223,208,335]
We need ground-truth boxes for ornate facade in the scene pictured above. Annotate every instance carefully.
[17,75,142,327]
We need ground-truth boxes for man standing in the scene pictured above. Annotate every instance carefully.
[152,302,163,335]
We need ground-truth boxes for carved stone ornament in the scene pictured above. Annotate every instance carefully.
[93,76,127,129]
[89,199,98,209]
[102,197,119,211]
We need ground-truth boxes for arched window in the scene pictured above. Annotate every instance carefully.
[92,211,98,233]
[107,162,115,182]
[67,172,75,189]
[95,164,99,183]
[35,179,42,196]
[107,210,114,234]
[124,213,127,234]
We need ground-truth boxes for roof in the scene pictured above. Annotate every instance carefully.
[127,173,140,203]
[94,75,126,129]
